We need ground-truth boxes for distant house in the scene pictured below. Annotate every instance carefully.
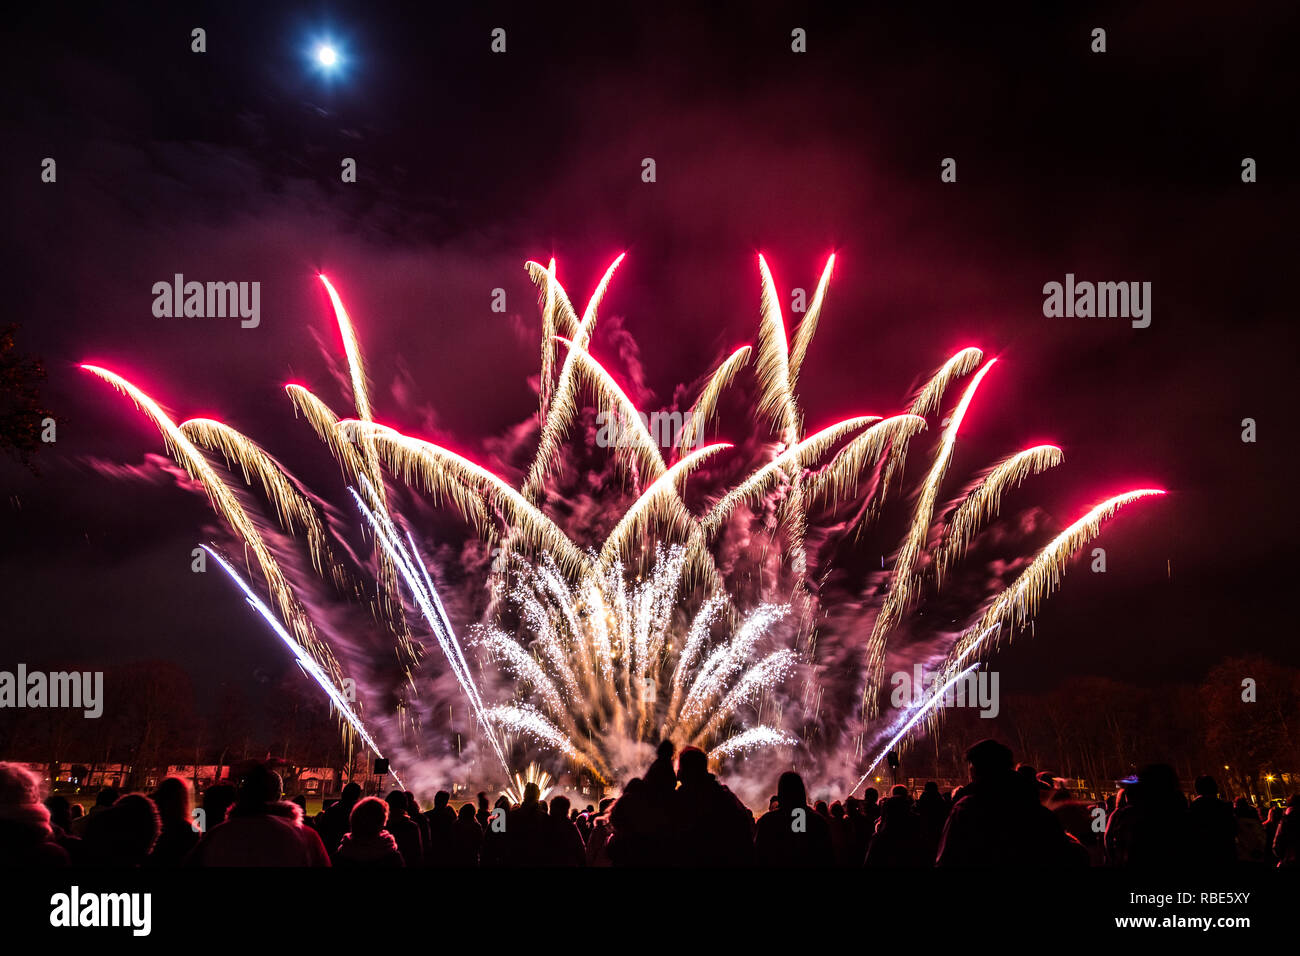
[162,765,234,790]
[43,762,132,789]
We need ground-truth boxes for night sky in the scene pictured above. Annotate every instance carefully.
[2,1,1296,722]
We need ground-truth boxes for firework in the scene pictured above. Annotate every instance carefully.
[200,544,400,786]
[468,544,794,781]
[709,726,800,762]
[703,416,881,535]
[349,482,511,775]
[503,762,554,805]
[851,662,982,794]
[952,488,1167,661]
[598,441,731,566]
[787,254,836,391]
[80,366,344,684]
[84,251,1163,795]
[860,359,999,714]
[179,418,335,577]
[345,420,590,576]
[677,346,752,455]
[933,444,1064,583]
[523,254,626,502]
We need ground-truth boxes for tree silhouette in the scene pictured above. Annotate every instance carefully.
[0,324,54,469]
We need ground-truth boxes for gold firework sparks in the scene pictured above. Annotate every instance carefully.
[503,762,555,804]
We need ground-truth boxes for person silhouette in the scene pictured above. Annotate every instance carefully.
[384,790,424,867]
[1273,794,1300,867]
[480,795,512,868]
[335,797,403,867]
[1187,775,1236,866]
[148,777,199,866]
[865,788,929,867]
[1233,797,1268,867]
[318,781,361,861]
[937,739,1080,867]
[0,762,69,867]
[189,763,329,867]
[424,790,457,866]
[609,773,674,867]
[754,771,833,867]
[450,803,483,867]
[671,746,753,866]
[541,795,586,866]
[506,782,549,866]
[1104,763,1189,867]
[82,794,160,867]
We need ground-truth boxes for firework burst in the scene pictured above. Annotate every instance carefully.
[470,544,794,783]
[83,252,1163,792]
[503,763,554,805]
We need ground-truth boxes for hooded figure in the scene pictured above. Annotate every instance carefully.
[0,762,69,867]
[189,764,330,867]
[335,797,404,867]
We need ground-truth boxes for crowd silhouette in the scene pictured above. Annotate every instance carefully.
[2,739,1297,868]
